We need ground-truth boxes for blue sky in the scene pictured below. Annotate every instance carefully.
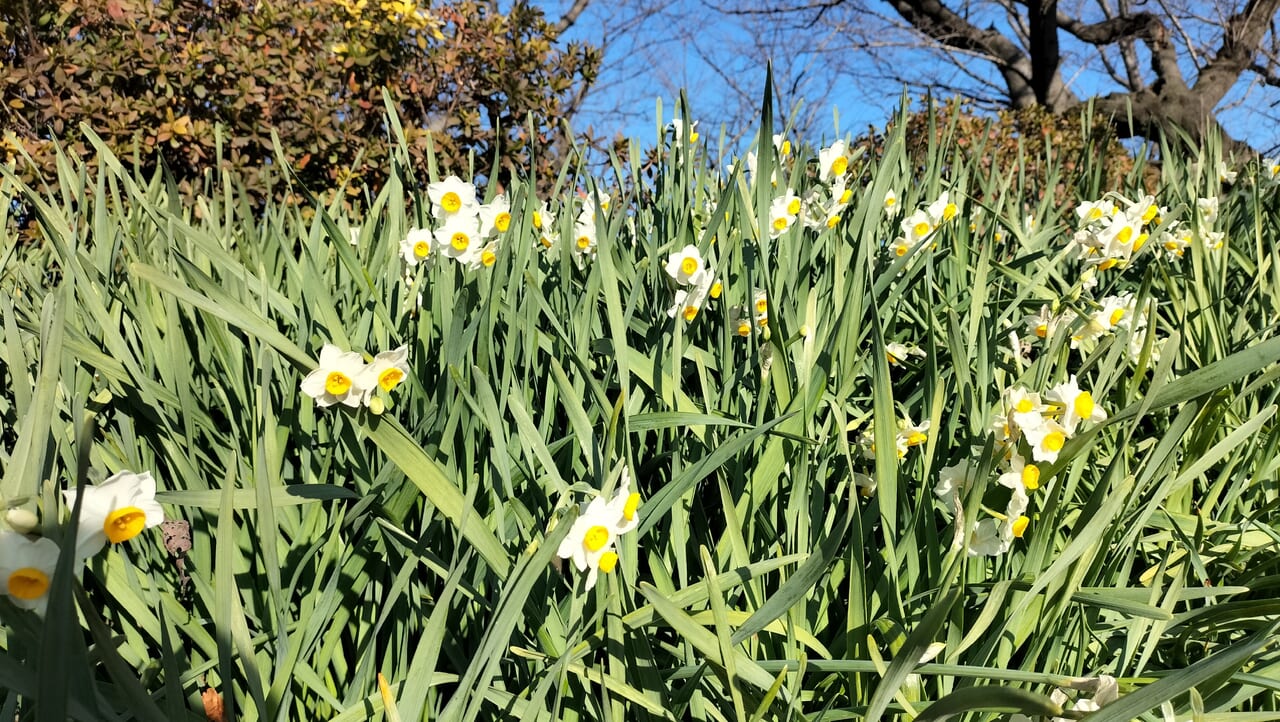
[531,0,1280,155]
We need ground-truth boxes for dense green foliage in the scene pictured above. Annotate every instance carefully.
[1,95,1280,720]
[1,0,598,204]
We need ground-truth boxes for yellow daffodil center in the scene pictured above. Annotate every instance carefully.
[583,525,609,552]
[1021,463,1040,490]
[787,198,801,215]
[1142,206,1158,223]
[104,505,148,544]
[826,215,841,228]
[8,568,49,600]
[1134,233,1148,251]
[450,233,470,252]
[895,244,909,257]
[1073,392,1094,419]
[780,140,791,155]
[830,157,847,177]
[1043,431,1065,452]
[413,240,431,259]
[597,551,619,573]
[885,195,896,207]
[623,492,641,521]
[914,221,931,237]
[540,235,554,249]
[942,203,957,221]
[494,213,511,232]
[680,257,699,276]
[772,217,789,231]
[1117,226,1133,244]
[532,210,543,229]
[1088,208,1102,221]
[1035,323,1048,338]
[325,371,352,396]
[481,249,497,267]
[709,282,722,299]
[1097,258,1118,271]
[737,321,751,336]
[840,189,853,204]
[1110,309,1125,326]
[1015,398,1033,414]
[441,191,462,213]
[887,352,899,364]
[378,368,404,392]
[682,306,698,322]
[1011,516,1029,538]
[754,298,767,315]
[576,235,591,250]
[906,431,927,446]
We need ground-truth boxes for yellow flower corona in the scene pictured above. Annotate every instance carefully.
[104,505,148,544]
[710,282,722,299]
[1021,464,1040,490]
[378,367,405,392]
[830,157,848,177]
[325,371,352,396]
[495,213,511,232]
[481,249,497,267]
[413,240,430,259]
[787,198,802,215]
[442,192,462,213]
[681,257,699,276]
[1011,516,1030,538]
[8,568,49,600]
[1044,431,1065,452]
[623,493,641,521]
[451,232,470,252]
[1073,392,1095,419]
[597,551,620,573]
[682,306,698,322]
[576,235,591,250]
[583,525,610,552]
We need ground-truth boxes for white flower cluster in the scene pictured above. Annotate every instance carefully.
[936,376,1108,558]
[663,245,721,322]
[400,175,510,271]
[892,191,958,257]
[1068,193,1164,275]
[300,343,410,411]
[2,470,164,616]
[555,469,641,591]
[1021,292,1160,363]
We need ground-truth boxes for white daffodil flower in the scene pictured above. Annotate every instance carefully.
[358,345,410,405]
[478,195,512,237]
[62,470,165,560]
[435,215,483,265]
[556,471,641,591]
[664,244,705,286]
[301,344,369,408]
[400,227,433,267]
[427,175,478,218]
[0,532,62,616]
